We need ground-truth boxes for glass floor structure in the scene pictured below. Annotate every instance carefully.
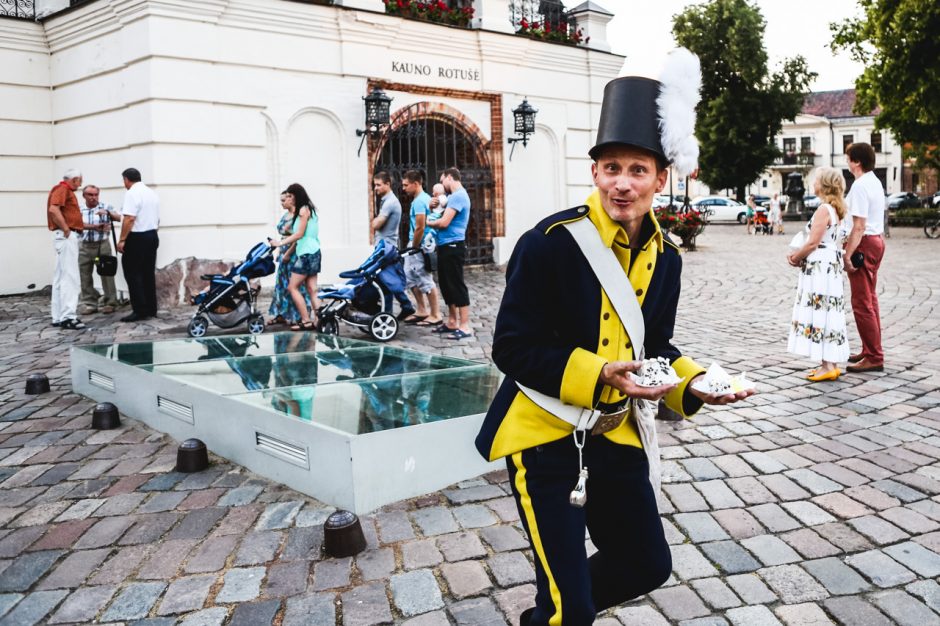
[72,332,502,513]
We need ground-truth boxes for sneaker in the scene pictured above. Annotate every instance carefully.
[60,318,87,330]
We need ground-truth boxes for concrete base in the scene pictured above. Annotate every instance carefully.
[71,344,499,513]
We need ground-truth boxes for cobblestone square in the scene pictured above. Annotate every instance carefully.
[0,226,937,624]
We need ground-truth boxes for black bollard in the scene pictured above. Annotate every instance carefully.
[91,402,121,429]
[175,438,209,473]
[323,510,367,557]
[25,374,50,395]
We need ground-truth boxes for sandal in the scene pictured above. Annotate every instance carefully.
[431,324,458,334]
[291,320,316,331]
[415,319,443,327]
[403,315,428,325]
[445,329,472,340]
[266,316,286,327]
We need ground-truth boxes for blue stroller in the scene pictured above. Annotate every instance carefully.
[187,242,276,337]
[317,240,411,342]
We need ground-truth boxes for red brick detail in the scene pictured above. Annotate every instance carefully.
[365,80,506,245]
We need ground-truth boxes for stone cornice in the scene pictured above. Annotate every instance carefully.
[0,18,50,54]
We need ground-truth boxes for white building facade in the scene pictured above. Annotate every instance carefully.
[756,89,903,197]
[0,0,620,296]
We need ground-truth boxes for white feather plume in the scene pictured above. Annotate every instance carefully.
[656,47,702,178]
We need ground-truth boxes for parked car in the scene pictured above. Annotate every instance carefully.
[690,196,747,223]
[887,192,923,209]
[803,194,821,209]
[926,191,940,208]
[752,195,771,208]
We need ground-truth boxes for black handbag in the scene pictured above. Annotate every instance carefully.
[850,251,864,269]
[422,250,438,273]
[95,217,119,277]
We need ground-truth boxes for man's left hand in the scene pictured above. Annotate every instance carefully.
[117,241,125,254]
[687,374,756,405]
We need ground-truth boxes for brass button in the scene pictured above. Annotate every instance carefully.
[647,262,652,270]
[636,289,643,296]
[601,338,609,347]
[603,312,610,320]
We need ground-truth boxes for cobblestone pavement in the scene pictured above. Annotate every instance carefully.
[1,225,939,625]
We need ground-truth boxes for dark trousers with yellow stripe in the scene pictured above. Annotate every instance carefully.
[508,435,671,625]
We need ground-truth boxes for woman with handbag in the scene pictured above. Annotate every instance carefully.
[786,167,851,381]
[267,191,310,326]
[270,183,321,331]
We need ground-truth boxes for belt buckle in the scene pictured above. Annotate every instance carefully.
[590,403,629,436]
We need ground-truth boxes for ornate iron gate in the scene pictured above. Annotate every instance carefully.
[374,106,495,265]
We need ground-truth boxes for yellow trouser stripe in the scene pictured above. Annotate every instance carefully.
[512,451,563,626]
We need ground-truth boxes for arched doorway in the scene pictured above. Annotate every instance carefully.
[373,104,495,264]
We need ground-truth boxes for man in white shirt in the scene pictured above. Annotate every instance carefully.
[843,143,885,372]
[117,167,160,322]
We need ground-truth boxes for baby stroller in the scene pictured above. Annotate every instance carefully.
[753,208,772,235]
[317,240,413,342]
[187,242,276,338]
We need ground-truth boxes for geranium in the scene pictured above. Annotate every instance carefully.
[384,0,474,27]
[516,18,587,46]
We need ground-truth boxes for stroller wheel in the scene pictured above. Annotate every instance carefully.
[369,312,398,342]
[247,313,265,335]
[188,315,209,338]
[318,317,339,336]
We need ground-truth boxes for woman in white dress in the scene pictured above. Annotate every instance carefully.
[786,167,850,381]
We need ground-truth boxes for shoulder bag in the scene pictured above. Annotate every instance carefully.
[95,216,119,277]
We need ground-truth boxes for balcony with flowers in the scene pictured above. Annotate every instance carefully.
[510,0,587,45]
[383,0,475,28]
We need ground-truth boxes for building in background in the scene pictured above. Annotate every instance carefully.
[0,0,620,297]
[757,89,903,197]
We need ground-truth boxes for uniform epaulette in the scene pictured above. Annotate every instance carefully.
[537,205,590,235]
[662,233,681,252]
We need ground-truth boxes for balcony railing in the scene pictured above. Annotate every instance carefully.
[383,0,475,28]
[774,152,816,167]
[509,0,586,45]
[0,0,34,20]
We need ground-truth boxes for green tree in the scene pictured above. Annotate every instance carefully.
[831,0,940,171]
[672,0,816,201]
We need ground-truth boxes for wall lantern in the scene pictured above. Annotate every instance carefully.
[356,87,393,157]
[507,98,538,160]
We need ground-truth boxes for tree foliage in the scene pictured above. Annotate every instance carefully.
[831,0,940,171]
[672,0,816,200]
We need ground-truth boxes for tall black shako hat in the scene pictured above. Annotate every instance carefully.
[589,48,702,178]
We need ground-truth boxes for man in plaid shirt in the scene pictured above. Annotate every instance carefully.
[79,185,122,314]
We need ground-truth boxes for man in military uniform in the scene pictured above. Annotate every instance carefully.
[476,54,754,625]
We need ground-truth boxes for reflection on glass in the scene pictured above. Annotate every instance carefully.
[143,345,475,395]
[234,366,502,434]
[79,332,373,367]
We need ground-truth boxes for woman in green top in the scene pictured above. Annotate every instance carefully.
[271,183,321,330]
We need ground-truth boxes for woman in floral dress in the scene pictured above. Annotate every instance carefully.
[787,167,850,381]
[267,192,309,325]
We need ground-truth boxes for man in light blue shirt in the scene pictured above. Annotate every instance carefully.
[402,169,442,325]
[428,167,471,339]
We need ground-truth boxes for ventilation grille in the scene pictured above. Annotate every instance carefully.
[88,370,115,392]
[256,432,309,469]
[156,396,194,424]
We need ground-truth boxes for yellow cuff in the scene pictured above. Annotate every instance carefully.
[559,347,607,409]
[665,355,707,418]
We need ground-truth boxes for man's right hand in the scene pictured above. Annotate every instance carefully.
[599,361,678,402]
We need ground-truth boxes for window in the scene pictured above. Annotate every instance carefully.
[783,138,796,153]
[843,134,854,151]
[800,137,812,153]
[871,131,882,152]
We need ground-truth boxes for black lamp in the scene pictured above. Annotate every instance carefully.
[356,87,393,157]
[507,98,538,160]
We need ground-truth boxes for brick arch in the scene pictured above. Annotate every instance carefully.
[366,81,505,252]
[367,95,503,264]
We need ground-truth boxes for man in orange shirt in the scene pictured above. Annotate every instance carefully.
[47,168,86,329]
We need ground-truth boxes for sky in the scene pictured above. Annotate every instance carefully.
[601,0,865,92]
